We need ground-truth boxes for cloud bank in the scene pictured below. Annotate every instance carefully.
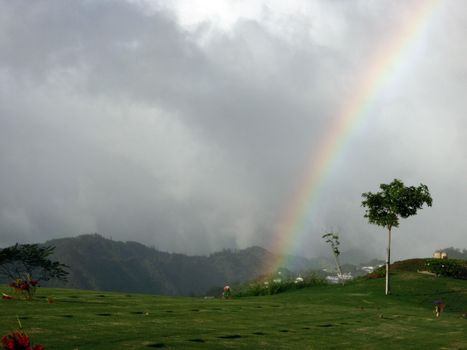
[1,0,466,259]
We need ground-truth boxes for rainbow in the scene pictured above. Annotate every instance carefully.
[266,0,440,274]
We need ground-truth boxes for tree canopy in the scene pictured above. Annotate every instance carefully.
[322,232,341,257]
[0,244,68,282]
[361,179,432,230]
[361,179,432,295]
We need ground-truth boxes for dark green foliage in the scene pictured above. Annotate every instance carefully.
[322,232,340,257]
[46,235,273,296]
[234,273,325,297]
[361,179,432,229]
[0,244,68,282]
[362,179,432,295]
[365,258,467,280]
[425,259,467,279]
[44,234,327,296]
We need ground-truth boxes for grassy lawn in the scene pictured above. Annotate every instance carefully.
[1,272,466,349]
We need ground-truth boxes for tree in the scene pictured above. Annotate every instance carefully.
[322,232,344,284]
[361,179,432,295]
[0,244,68,299]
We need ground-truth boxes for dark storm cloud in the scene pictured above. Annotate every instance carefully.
[0,0,466,259]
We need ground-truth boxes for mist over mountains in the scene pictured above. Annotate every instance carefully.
[2,234,464,296]
[1,1,467,261]
[35,234,383,296]
[42,234,312,296]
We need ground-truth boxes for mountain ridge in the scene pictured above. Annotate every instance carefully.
[43,234,325,296]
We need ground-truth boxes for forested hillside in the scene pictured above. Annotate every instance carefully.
[44,234,321,296]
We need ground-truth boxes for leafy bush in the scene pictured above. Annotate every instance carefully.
[364,259,467,280]
[424,259,467,279]
[9,277,39,300]
[234,273,325,297]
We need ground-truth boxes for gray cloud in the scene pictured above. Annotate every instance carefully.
[0,0,466,260]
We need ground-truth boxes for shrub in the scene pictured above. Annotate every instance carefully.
[425,259,467,279]
[234,273,325,297]
[9,277,39,300]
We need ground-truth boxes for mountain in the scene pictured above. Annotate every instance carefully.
[43,234,324,296]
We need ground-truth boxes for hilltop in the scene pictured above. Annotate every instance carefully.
[42,234,328,296]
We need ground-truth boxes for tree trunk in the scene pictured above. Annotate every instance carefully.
[333,253,344,285]
[385,226,392,295]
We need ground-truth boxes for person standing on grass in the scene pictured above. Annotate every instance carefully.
[223,285,231,299]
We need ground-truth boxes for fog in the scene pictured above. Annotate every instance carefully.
[1,0,466,260]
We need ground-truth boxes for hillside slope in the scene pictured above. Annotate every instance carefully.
[1,272,466,349]
[44,234,323,296]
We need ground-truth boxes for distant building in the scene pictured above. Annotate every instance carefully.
[433,251,448,259]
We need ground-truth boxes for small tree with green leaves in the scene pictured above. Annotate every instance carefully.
[361,179,432,295]
[0,244,68,299]
[322,232,344,284]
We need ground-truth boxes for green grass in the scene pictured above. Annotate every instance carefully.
[1,272,466,349]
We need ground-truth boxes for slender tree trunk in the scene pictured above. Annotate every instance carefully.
[333,253,344,285]
[385,226,392,295]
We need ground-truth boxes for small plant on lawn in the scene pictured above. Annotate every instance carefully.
[1,318,44,350]
[8,276,39,300]
[1,330,44,350]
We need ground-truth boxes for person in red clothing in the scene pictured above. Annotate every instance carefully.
[222,285,231,299]
[434,300,445,317]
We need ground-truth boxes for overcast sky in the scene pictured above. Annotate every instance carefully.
[1,0,466,260]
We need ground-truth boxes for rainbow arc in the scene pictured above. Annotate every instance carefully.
[266,0,440,274]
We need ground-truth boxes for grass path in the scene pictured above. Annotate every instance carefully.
[1,273,466,349]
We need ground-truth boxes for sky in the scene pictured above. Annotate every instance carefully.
[0,0,466,260]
